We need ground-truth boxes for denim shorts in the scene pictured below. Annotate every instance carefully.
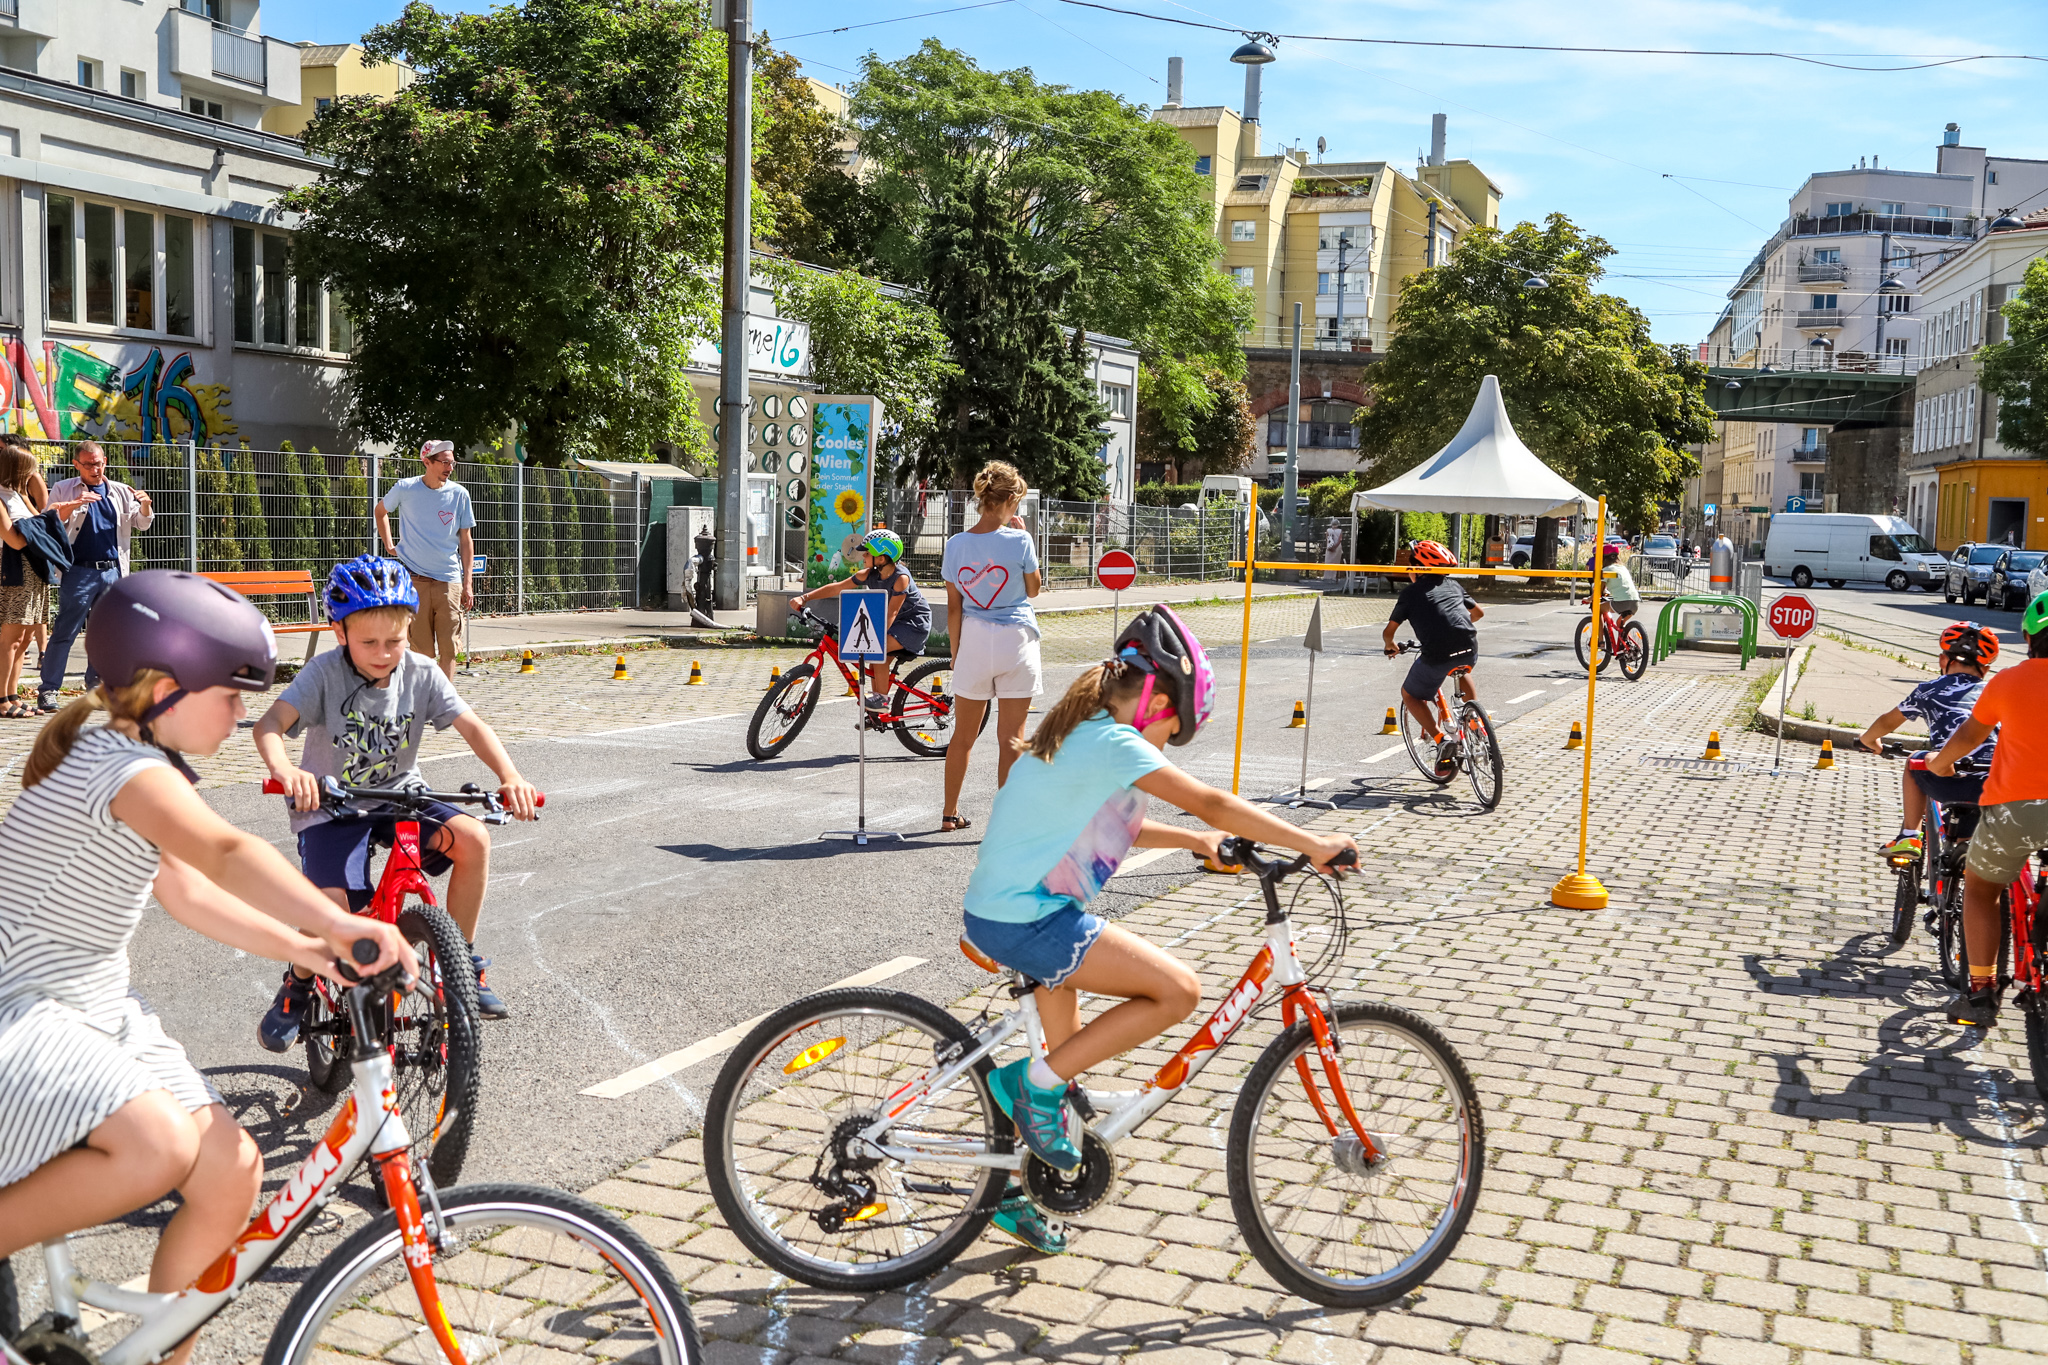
[962,906,1106,989]
[297,801,462,912]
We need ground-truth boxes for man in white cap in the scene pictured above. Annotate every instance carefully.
[376,439,476,678]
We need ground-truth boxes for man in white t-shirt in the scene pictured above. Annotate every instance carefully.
[376,440,476,678]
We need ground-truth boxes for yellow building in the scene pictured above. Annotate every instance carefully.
[1935,460,2048,550]
[262,45,417,139]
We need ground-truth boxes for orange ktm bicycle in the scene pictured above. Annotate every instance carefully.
[748,606,977,760]
[702,840,1484,1307]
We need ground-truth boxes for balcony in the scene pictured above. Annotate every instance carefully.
[1790,442,1828,463]
[168,6,301,108]
[0,0,58,37]
[1797,261,1846,283]
[1790,210,1974,239]
[1795,308,1843,331]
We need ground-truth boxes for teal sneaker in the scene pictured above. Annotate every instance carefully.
[1013,1071,1081,1171]
[988,1057,1026,1121]
[990,1186,1068,1254]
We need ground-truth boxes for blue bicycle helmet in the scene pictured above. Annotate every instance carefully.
[326,555,419,622]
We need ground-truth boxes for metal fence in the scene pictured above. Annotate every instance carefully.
[19,440,633,621]
[1037,499,1249,587]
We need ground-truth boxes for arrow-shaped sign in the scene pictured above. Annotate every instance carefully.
[1302,596,1324,654]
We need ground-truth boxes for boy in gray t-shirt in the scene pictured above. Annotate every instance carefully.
[251,555,540,1044]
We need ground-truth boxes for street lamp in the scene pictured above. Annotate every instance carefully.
[1230,35,1278,64]
[1522,275,1549,290]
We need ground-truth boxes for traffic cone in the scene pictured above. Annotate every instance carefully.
[847,676,861,697]
[766,665,782,690]
[686,660,704,686]
[1815,738,1834,770]
[518,649,535,675]
[1379,707,1398,735]
[1701,730,1724,761]
[612,654,630,681]
[1287,700,1307,729]
[1566,721,1583,749]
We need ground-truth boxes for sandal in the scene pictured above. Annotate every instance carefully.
[941,814,972,832]
[0,698,36,719]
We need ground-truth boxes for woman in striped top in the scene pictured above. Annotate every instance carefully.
[0,572,413,1364]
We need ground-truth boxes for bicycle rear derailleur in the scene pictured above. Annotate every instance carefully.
[809,1111,885,1234]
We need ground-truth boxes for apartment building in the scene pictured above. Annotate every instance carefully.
[1904,212,2048,550]
[0,0,363,450]
[1708,127,2048,544]
[261,43,415,139]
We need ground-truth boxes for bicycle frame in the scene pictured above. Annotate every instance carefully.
[10,992,467,1365]
[2007,858,2043,995]
[792,619,950,725]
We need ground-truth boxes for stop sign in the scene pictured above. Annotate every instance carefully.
[1096,549,1137,591]
[1768,592,1818,641]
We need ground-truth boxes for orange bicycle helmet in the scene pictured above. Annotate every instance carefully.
[1938,620,2000,668]
[1409,539,1458,569]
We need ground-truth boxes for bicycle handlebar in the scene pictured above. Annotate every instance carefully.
[1907,754,1983,776]
[1215,836,1358,880]
[261,775,545,823]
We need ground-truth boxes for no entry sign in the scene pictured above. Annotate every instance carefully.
[1096,549,1138,592]
[1768,592,1818,641]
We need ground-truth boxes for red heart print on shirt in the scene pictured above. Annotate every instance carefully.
[439,510,455,527]
[955,564,1010,610]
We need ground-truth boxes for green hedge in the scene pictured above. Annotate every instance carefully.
[1134,482,1284,510]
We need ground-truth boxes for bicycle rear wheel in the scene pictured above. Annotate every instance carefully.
[1397,699,1454,786]
[2024,995,2048,1100]
[748,663,822,760]
[1460,702,1504,810]
[1890,867,1917,945]
[1936,863,1968,990]
[1618,622,1650,680]
[263,1183,699,1365]
[390,901,482,1189]
[1226,1001,1484,1308]
[704,987,1007,1292]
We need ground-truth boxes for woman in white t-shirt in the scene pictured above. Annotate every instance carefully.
[939,461,1041,832]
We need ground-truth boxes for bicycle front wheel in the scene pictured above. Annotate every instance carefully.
[263,1183,700,1365]
[892,660,963,757]
[705,987,1007,1292]
[1618,622,1650,680]
[303,982,349,1094]
[1397,698,1453,786]
[748,663,822,761]
[1227,1001,1484,1308]
[1460,702,1504,811]
[1572,617,1612,673]
[391,901,482,1189]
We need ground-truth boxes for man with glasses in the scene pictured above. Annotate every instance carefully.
[375,440,476,679]
[39,441,153,712]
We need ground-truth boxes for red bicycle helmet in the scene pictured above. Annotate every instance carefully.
[1409,540,1458,569]
[1938,620,2000,668]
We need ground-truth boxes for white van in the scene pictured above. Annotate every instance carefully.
[1762,513,1946,592]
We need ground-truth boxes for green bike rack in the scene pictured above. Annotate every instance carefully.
[1653,594,1760,669]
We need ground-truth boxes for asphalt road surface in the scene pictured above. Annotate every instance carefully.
[14,591,1619,1359]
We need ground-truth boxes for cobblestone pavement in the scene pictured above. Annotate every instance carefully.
[575,658,2048,1365]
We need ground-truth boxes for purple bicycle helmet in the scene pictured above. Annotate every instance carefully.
[85,572,277,769]
[1113,604,1215,747]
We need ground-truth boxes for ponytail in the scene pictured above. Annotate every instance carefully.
[1013,658,1149,761]
[24,669,174,788]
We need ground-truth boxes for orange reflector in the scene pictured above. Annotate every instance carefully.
[852,1202,887,1222]
[783,1037,846,1074]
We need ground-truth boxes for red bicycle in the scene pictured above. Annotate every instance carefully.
[1574,601,1650,679]
[747,605,976,760]
[260,776,540,1187]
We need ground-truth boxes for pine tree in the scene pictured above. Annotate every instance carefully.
[305,446,337,575]
[332,452,370,564]
[556,469,589,603]
[232,447,272,572]
[197,447,241,572]
[525,466,562,608]
[923,172,1112,497]
[277,443,318,572]
[464,456,506,613]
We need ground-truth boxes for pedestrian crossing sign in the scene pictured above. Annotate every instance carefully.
[839,589,888,661]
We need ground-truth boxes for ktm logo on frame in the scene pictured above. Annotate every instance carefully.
[1151,949,1273,1092]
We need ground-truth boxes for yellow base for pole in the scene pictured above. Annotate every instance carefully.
[1287,700,1307,729]
[518,649,535,675]
[686,660,704,685]
[612,654,630,681]
[1815,738,1834,769]
[1565,721,1583,749]
[1550,872,1610,910]
[1379,707,1397,735]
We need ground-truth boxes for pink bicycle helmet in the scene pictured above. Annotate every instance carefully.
[1113,604,1215,746]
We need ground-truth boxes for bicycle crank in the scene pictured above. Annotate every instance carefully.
[1022,1130,1117,1216]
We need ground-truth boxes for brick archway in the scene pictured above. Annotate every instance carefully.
[1250,380,1370,417]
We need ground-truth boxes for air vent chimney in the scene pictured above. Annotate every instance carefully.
[1943,123,1961,147]
[1429,113,1446,166]
[1165,57,1182,108]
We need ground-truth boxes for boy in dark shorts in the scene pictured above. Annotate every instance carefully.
[1380,539,1483,779]
[252,556,540,1048]
[1856,621,1998,859]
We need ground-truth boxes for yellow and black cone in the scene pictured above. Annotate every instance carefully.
[847,677,861,697]
[686,660,704,686]
[1287,700,1307,729]
[612,654,630,681]
[766,665,782,690]
[1702,729,1724,761]
[1815,738,1835,770]
[1379,707,1398,735]
[518,649,535,675]
[1566,721,1583,750]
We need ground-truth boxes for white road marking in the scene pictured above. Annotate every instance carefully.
[1362,744,1407,763]
[581,955,930,1099]
[1638,679,1702,729]
[576,711,746,739]
[1113,846,1180,877]
[1504,690,1546,705]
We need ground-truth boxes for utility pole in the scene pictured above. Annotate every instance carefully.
[1333,232,1349,345]
[715,0,753,612]
[1426,199,1439,268]
[1875,229,1892,364]
[1281,301,1302,574]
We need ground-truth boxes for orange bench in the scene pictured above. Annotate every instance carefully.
[201,569,327,663]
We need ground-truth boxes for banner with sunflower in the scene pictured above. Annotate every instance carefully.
[807,396,883,590]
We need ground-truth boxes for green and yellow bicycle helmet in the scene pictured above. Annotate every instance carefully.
[862,528,904,562]
[2025,591,2048,639]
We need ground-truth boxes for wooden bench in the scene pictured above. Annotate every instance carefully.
[201,570,327,663]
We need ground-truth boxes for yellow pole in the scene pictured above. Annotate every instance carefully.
[1552,497,1610,910]
[1231,497,1256,794]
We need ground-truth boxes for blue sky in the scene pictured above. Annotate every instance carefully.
[269,1,2048,345]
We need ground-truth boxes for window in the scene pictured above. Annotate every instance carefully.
[76,59,101,90]
[1989,170,1999,185]
[45,198,200,336]
[1869,532,1899,560]
[315,97,333,115]
[1880,201,1904,216]
[1234,174,1265,191]
[1964,384,1975,443]
[1885,336,1909,357]
[1926,205,1950,219]
[123,210,154,330]
[1813,248,1840,264]
[1318,224,1363,250]
[82,203,115,324]
[1229,266,1254,288]
[164,216,194,337]
[1229,219,1256,242]
[120,70,144,100]
[1822,201,1852,216]
[231,225,350,353]
[261,232,289,344]
[188,97,224,120]
[1880,293,1912,313]
[1099,383,1131,418]
[1193,155,1211,175]
[1810,294,1838,310]
[46,194,75,323]
[328,295,354,353]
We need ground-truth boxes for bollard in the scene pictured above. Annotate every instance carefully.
[1701,729,1724,761]
[1566,720,1583,750]
[612,654,630,681]
[1286,700,1306,729]
[1815,738,1834,770]
[686,660,704,686]
[518,649,535,675]
[1379,707,1398,735]
[767,664,782,690]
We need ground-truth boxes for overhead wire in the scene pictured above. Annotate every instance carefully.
[777,1,1018,42]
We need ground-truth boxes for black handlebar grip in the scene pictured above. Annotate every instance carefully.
[351,938,379,966]
[1328,848,1359,870]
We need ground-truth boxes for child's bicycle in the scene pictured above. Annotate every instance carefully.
[1391,642,1505,810]
[260,776,542,1189]
[747,606,975,761]
[701,838,1484,1307]
[0,943,699,1365]
[1573,601,1649,679]
[1886,754,1978,961]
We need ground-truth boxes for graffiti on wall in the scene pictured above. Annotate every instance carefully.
[1,337,236,445]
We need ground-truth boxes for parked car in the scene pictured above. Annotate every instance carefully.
[1763,513,1945,590]
[2029,559,2048,610]
[1943,543,2011,604]
[1641,534,1680,569]
[1987,549,2047,611]
[1508,533,1577,569]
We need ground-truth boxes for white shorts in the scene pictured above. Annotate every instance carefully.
[952,617,1042,700]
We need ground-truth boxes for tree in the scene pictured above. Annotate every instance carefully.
[277,444,319,570]
[754,41,843,260]
[1355,214,1716,534]
[847,40,1251,436]
[285,0,740,466]
[1136,362,1255,482]
[1980,255,2048,458]
[923,175,1112,497]
[331,452,370,565]
[197,448,241,572]
[232,450,272,572]
[305,447,337,573]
